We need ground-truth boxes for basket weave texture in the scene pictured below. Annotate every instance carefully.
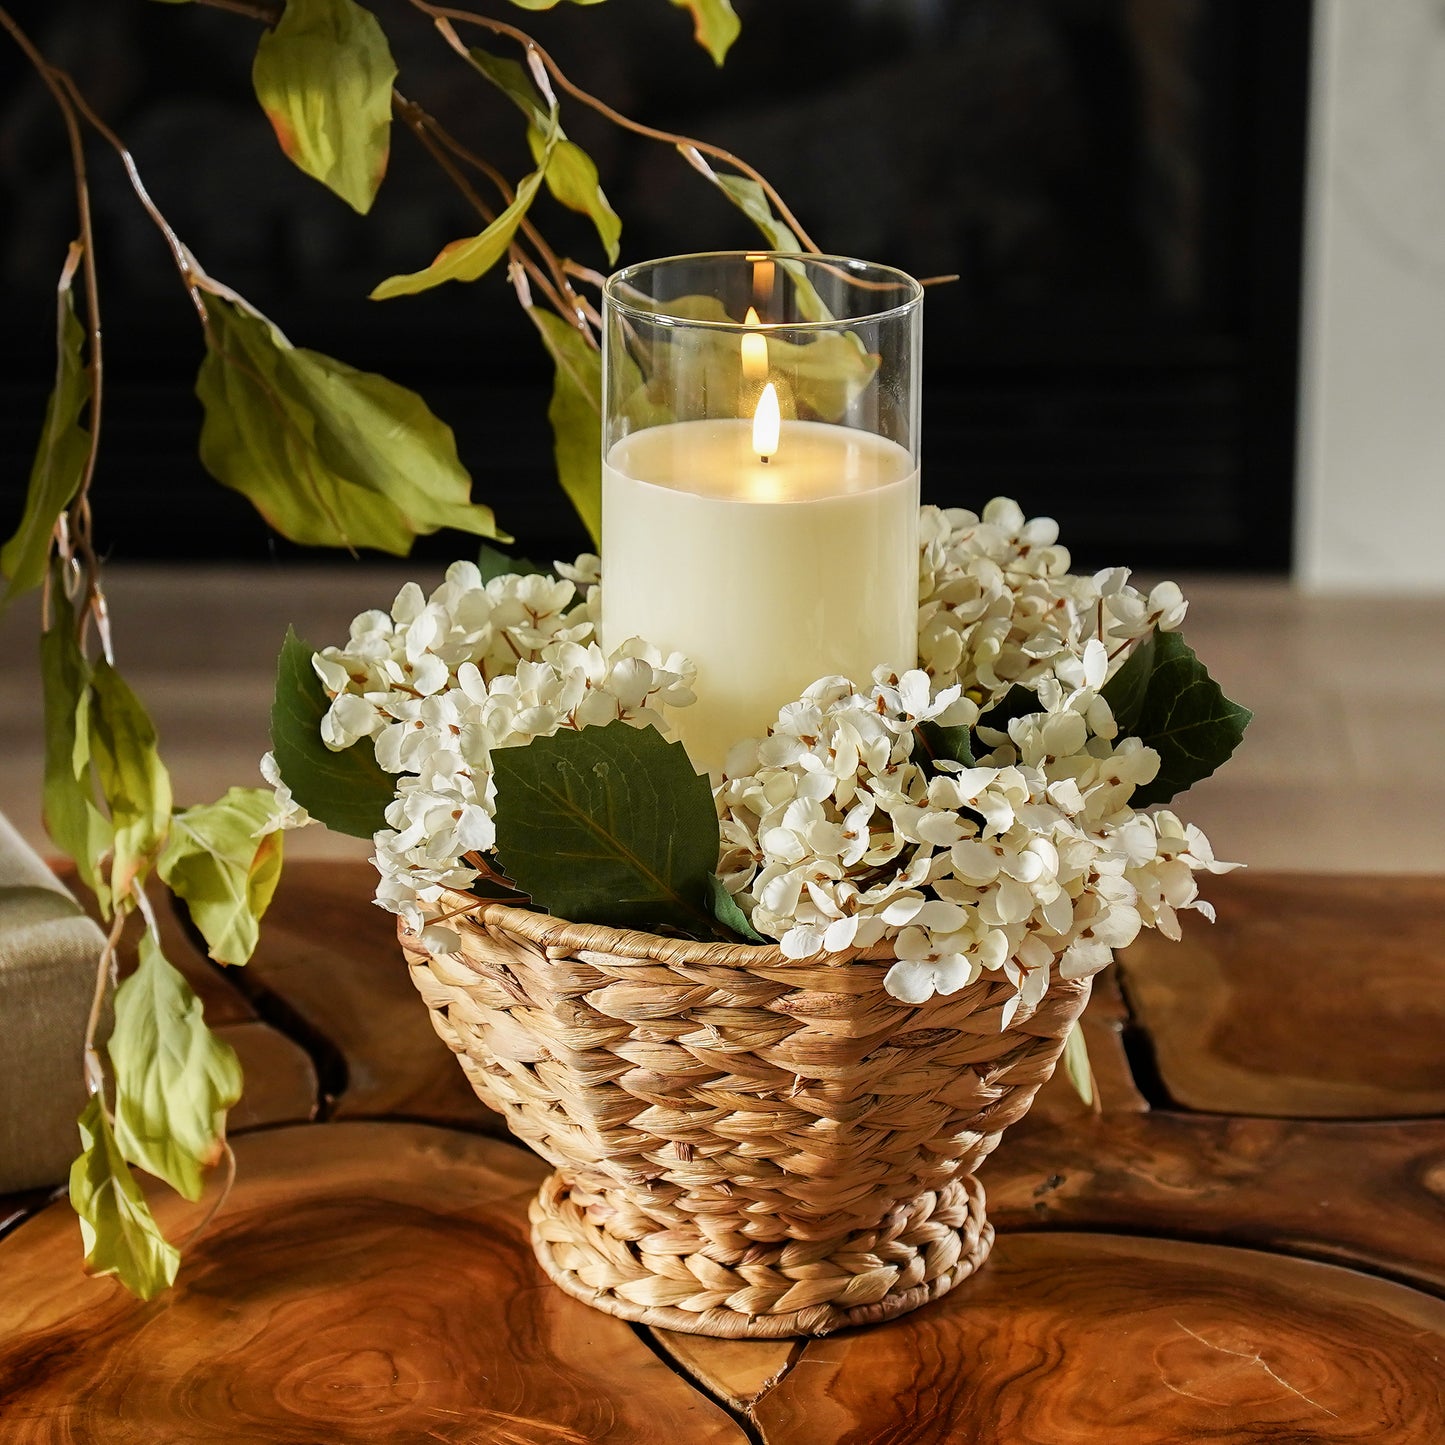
[402,901,1091,1339]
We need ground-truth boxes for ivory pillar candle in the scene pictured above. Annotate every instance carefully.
[601,419,918,771]
[601,251,924,773]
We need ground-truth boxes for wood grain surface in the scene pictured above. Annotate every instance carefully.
[1118,873,1445,1117]
[751,1232,1445,1444]
[4,868,1444,1442]
[0,1123,745,1444]
[989,1110,1445,1292]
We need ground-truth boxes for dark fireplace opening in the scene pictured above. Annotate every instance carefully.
[0,0,1312,572]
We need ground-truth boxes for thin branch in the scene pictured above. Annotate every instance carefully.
[197,0,280,20]
[414,0,822,254]
[393,92,583,334]
[0,7,109,607]
[83,909,128,1098]
[50,70,209,325]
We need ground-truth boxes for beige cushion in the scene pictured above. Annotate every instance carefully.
[0,812,107,1193]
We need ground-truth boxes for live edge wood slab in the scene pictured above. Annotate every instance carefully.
[1,864,1442,1442]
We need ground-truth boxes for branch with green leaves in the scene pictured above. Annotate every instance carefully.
[1,0,818,1298]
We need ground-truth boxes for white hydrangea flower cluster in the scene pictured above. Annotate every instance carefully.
[717,642,1235,1011]
[308,556,693,948]
[919,497,1189,704]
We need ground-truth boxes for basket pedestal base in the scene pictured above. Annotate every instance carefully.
[528,1170,995,1339]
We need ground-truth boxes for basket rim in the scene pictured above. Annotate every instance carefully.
[436,889,898,969]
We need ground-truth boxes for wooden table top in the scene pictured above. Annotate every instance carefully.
[2,864,1443,1443]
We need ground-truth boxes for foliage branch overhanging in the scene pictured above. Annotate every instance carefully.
[0,0,836,1300]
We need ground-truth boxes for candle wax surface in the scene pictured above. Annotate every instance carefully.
[601,418,919,774]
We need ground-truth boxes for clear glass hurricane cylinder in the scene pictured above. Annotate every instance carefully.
[601,251,923,773]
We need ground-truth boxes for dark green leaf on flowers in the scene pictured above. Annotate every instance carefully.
[70,1097,179,1300]
[1100,631,1155,736]
[2,245,90,610]
[40,587,112,911]
[468,48,621,263]
[478,541,555,585]
[271,626,395,839]
[251,0,396,214]
[707,873,766,943]
[110,933,243,1203]
[89,661,172,903]
[668,0,741,64]
[917,721,976,771]
[490,720,719,935]
[977,684,1041,735]
[197,295,504,555]
[1118,629,1252,807]
[528,308,603,547]
[158,788,284,966]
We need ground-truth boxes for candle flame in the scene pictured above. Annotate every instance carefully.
[752,381,781,460]
[740,305,769,382]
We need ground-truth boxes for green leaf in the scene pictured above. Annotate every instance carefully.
[478,541,554,585]
[197,295,504,554]
[1062,1022,1095,1108]
[527,308,602,547]
[1100,631,1155,737]
[70,1096,180,1300]
[89,661,172,904]
[978,684,1041,735]
[270,625,395,839]
[707,873,765,943]
[668,0,741,64]
[40,588,113,910]
[1,245,90,609]
[369,93,560,302]
[1120,630,1253,808]
[110,934,243,1203]
[706,177,833,324]
[714,174,799,252]
[468,48,621,264]
[917,720,976,770]
[158,788,284,966]
[251,0,397,214]
[623,292,876,425]
[490,720,719,935]
[535,136,622,264]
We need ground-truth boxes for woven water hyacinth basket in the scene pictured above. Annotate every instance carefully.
[401,901,1091,1339]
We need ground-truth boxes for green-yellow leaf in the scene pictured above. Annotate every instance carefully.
[1062,1022,1095,1108]
[708,176,836,324]
[158,788,284,966]
[70,1096,180,1300]
[668,0,740,64]
[251,0,397,214]
[369,157,551,301]
[89,661,172,904]
[197,295,504,554]
[2,245,90,609]
[528,308,602,547]
[466,48,621,264]
[40,586,112,911]
[110,933,243,1203]
[271,626,396,839]
[623,292,877,424]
